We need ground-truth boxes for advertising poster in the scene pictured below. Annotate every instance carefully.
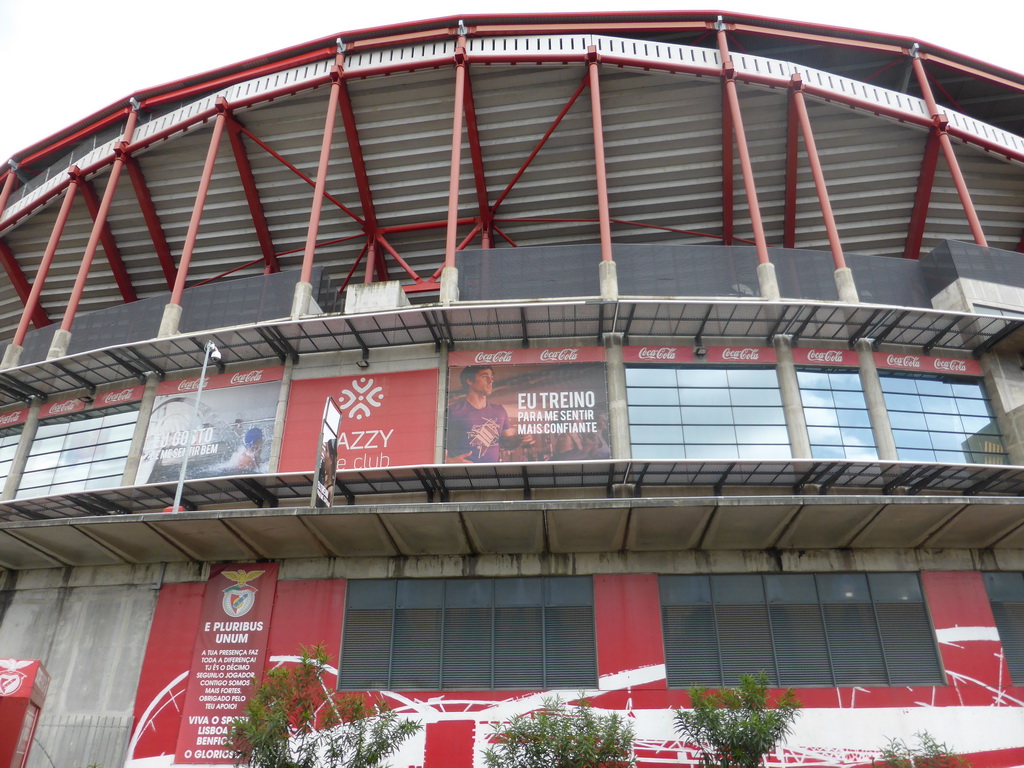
[174,563,278,764]
[136,368,283,484]
[312,398,342,508]
[446,348,609,463]
[279,369,438,472]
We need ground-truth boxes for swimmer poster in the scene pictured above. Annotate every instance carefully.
[136,367,283,483]
[446,348,609,463]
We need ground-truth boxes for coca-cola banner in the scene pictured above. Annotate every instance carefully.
[279,369,438,473]
[136,368,284,484]
[0,408,29,429]
[792,348,859,367]
[174,563,278,764]
[873,352,981,377]
[33,386,146,422]
[622,346,776,364]
[446,348,609,463]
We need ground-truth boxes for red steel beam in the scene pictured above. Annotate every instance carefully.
[124,155,177,289]
[462,70,491,244]
[225,115,279,274]
[0,169,18,221]
[78,177,137,303]
[376,233,421,282]
[717,28,770,265]
[903,130,941,259]
[721,81,734,246]
[783,87,799,249]
[337,71,378,234]
[587,49,613,263]
[170,105,228,306]
[0,241,49,328]
[301,61,345,285]
[791,76,846,270]
[490,77,588,215]
[444,38,469,270]
[912,55,987,247]
[12,170,80,347]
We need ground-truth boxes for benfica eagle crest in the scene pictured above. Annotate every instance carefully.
[0,658,32,696]
[220,569,265,618]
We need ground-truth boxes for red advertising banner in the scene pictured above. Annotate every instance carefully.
[873,351,981,376]
[622,345,776,364]
[93,385,145,409]
[156,366,284,396]
[175,563,279,764]
[446,350,609,463]
[0,409,28,429]
[279,369,438,472]
[792,347,859,367]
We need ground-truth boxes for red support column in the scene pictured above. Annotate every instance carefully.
[783,88,799,249]
[300,61,344,285]
[721,81,734,245]
[337,75,378,237]
[58,110,140,339]
[717,26,770,266]
[443,38,469,270]
[791,76,847,270]
[226,116,279,274]
[903,130,941,259]
[11,169,80,348]
[0,241,49,328]
[587,49,613,263]
[169,104,229,307]
[912,55,987,247]
[125,155,178,288]
[462,70,492,246]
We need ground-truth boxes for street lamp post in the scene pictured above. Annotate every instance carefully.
[168,340,220,513]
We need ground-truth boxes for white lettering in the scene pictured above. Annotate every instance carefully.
[100,388,135,405]
[230,370,264,385]
[538,348,580,362]
[806,349,846,364]
[637,347,677,361]
[721,347,760,361]
[473,351,514,364]
[885,354,921,369]
[933,358,968,373]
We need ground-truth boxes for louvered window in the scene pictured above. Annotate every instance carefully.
[661,573,943,687]
[340,577,596,690]
[984,573,1024,685]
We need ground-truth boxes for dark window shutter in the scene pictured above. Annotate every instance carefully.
[991,602,1024,684]
[875,603,943,684]
[823,603,888,685]
[663,605,721,686]
[494,606,544,688]
[391,609,442,689]
[339,609,393,689]
[716,605,776,685]
[769,604,833,686]
[442,607,493,688]
[545,606,597,688]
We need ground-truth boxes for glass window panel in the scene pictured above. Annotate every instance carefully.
[629,405,681,424]
[805,408,839,427]
[630,425,684,444]
[892,430,934,449]
[880,376,918,394]
[99,423,136,442]
[626,368,677,387]
[924,413,962,433]
[900,448,936,462]
[765,574,818,604]
[30,436,65,455]
[23,453,59,473]
[102,410,139,427]
[796,370,831,388]
[831,390,868,408]
[934,450,968,464]
[631,444,686,460]
[955,398,991,417]
[731,388,781,406]
[829,372,864,391]
[810,445,847,459]
[836,409,871,428]
[734,425,789,444]
[817,573,870,603]
[680,406,731,425]
[678,369,728,387]
[678,388,731,406]
[961,417,998,435]
[800,390,835,408]
[839,428,876,448]
[628,387,679,406]
[929,431,967,451]
[686,444,739,460]
[889,410,928,430]
[738,444,792,460]
[808,427,843,445]
[87,458,129,479]
[712,575,763,605]
[727,369,778,388]
[884,393,922,411]
[916,379,953,396]
[920,395,954,413]
[733,407,787,425]
[951,382,984,399]
[845,445,879,460]
[684,425,736,444]
[34,422,67,439]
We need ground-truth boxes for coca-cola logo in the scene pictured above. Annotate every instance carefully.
[721,347,760,361]
[0,411,22,426]
[934,358,968,373]
[177,379,201,392]
[886,354,921,369]
[101,388,135,405]
[806,349,846,364]
[230,370,264,385]
[637,347,678,361]
[539,348,580,362]
[47,400,79,415]
[473,351,514,364]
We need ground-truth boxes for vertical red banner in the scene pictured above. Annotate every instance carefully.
[175,563,279,764]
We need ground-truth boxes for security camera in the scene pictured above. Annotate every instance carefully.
[209,347,222,362]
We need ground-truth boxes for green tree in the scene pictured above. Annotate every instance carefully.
[876,731,971,768]
[673,672,801,768]
[483,695,636,768]
[226,644,421,768]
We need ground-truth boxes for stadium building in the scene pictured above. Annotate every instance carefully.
[2,10,1024,768]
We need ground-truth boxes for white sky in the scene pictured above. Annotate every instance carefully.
[1,0,1022,163]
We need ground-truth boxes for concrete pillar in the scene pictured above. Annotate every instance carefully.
[978,352,1024,466]
[436,342,451,464]
[757,261,781,301]
[439,266,459,306]
[267,357,296,472]
[290,280,314,320]
[1,398,43,500]
[856,339,898,461]
[1,344,23,370]
[158,303,183,338]
[45,329,72,361]
[599,259,619,301]
[119,373,161,485]
[604,332,631,460]
[774,335,811,458]
[833,267,859,304]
